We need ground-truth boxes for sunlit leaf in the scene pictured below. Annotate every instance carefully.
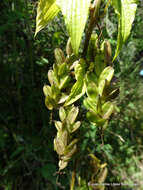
[58,62,68,76]
[43,85,52,97]
[54,48,65,65]
[112,0,138,60]
[54,137,65,155]
[55,121,63,131]
[74,59,86,81]
[64,59,86,106]
[59,75,71,90]
[45,96,55,110]
[83,98,97,113]
[56,0,91,55]
[59,107,66,121]
[98,66,114,96]
[35,0,60,36]
[64,81,86,106]
[102,101,114,119]
[67,106,79,124]
[86,81,98,101]
[86,111,105,125]
[71,121,81,133]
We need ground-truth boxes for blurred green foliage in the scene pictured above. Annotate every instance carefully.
[0,0,143,190]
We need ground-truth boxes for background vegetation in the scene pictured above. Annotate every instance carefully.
[0,0,143,189]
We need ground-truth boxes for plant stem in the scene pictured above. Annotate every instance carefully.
[82,0,101,57]
[70,159,77,190]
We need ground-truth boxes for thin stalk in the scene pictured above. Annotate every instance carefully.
[70,159,77,190]
[82,0,102,57]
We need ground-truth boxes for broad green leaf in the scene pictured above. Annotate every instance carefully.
[56,0,91,55]
[59,107,66,121]
[51,85,60,100]
[98,66,114,96]
[55,121,63,131]
[74,59,86,80]
[54,137,65,155]
[59,75,71,90]
[64,59,86,106]
[86,72,98,85]
[95,54,106,77]
[54,48,65,65]
[67,106,79,124]
[87,111,107,126]
[112,0,138,60]
[71,121,81,133]
[35,0,60,36]
[64,80,86,106]
[53,64,60,85]
[48,70,55,86]
[86,81,98,101]
[60,130,68,147]
[83,98,97,113]
[86,111,105,125]
[45,96,56,110]
[58,62,68,76]
[43,85,52,97]
[63,144,77,160]
[102,101,114,119]
[65,139,78,153]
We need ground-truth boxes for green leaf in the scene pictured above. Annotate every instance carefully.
[45,96,56,110]
[59,75,71,90]
[96,95,102,114]
[58,93,69,104]
[56,0,91,55]
[98,66,114,96]
[54,48,65,65]
[67,106,79,124]
[86,81,98,101]
[35,0,60,36]
[59,160,68,170]
[59,107,66,121]
[112,0,138,60]
[83,98,97,113]
[64,59,86,106]
[74,59,86,80]
[51,85,60,100]
[102,102,114,119]
[65,139,78,153]
[86,111,104,125]
[58,62,68,76]
[54,137,65,155]
[64,80,86,106]
[55,121,63,131]
[86,72,98,85]
[48,70,55,86]
[63,144,77,160]
[43,85,52,97]
[71,121,81,133]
